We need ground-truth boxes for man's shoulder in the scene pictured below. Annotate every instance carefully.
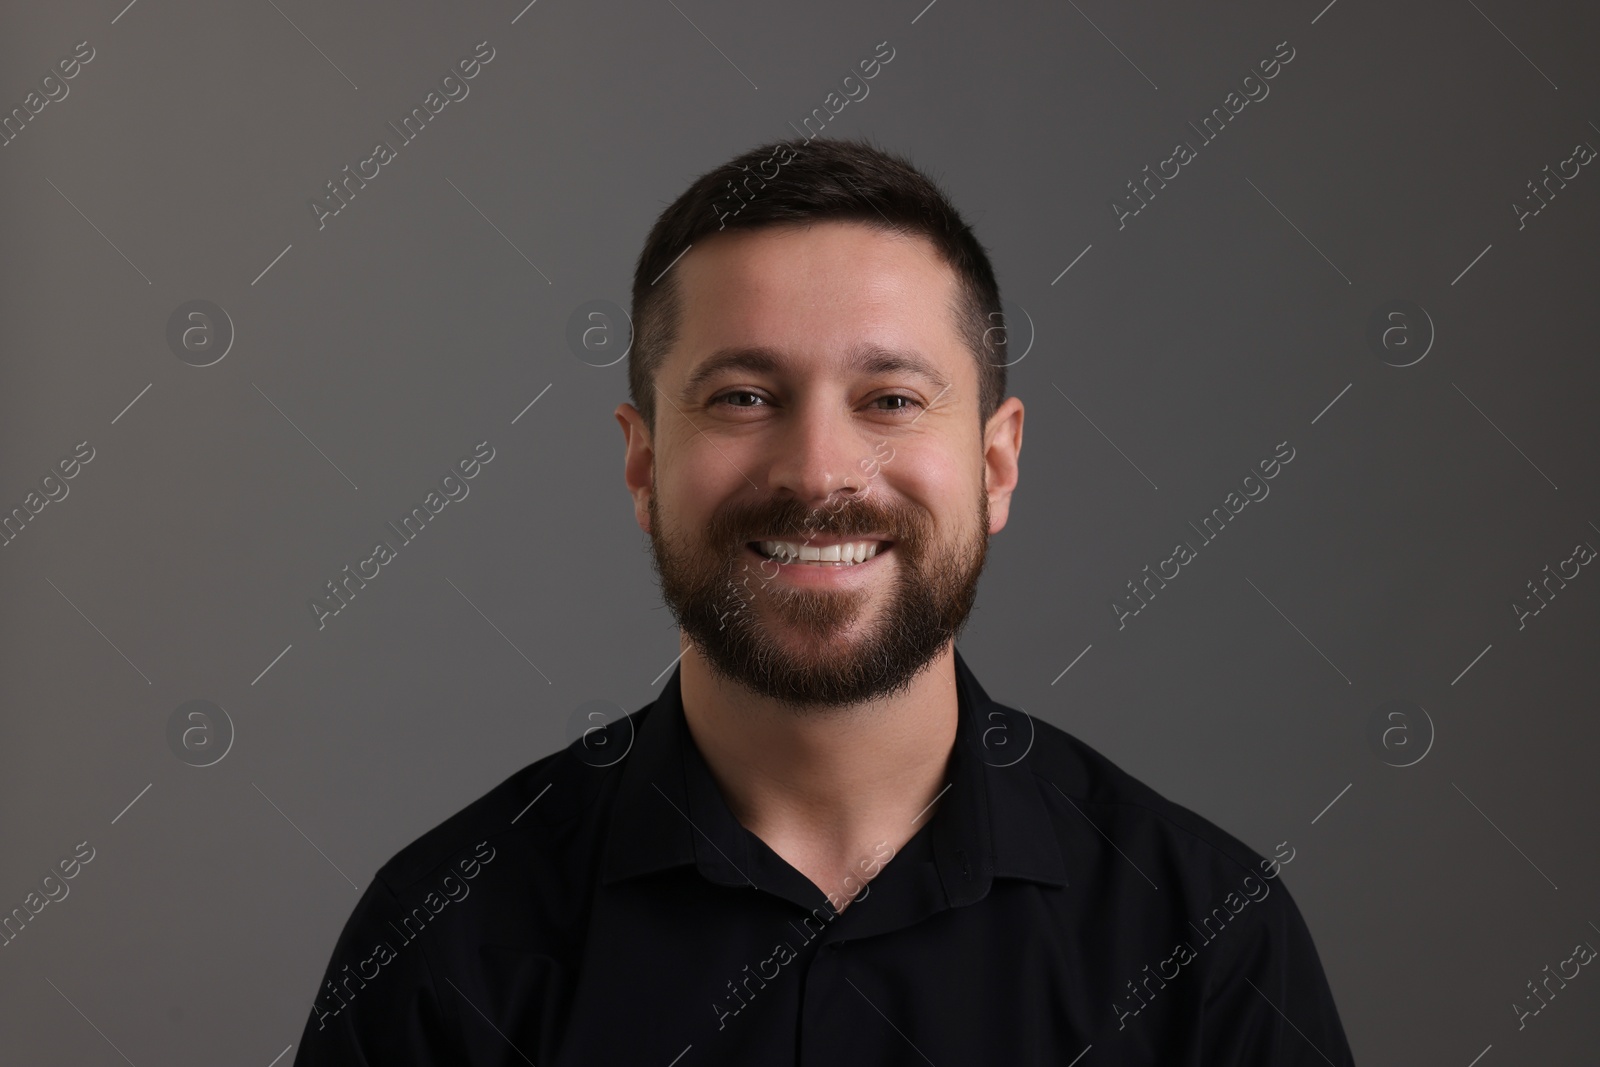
[370,705,651,898]
[1015,707,1281,885]
[999,706,1352,1064]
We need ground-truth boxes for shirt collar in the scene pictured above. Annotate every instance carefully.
[599,646,1068,904]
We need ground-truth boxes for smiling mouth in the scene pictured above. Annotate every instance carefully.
[747,539,893,565]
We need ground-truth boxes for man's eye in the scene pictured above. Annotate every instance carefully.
[713,391,766,408]
[873,394,922,412]
[710,392,922,412]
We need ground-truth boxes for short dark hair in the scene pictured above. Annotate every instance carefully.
[628,136,1007,436]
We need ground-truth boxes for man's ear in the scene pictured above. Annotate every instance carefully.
[982,396,1024,535]
[615,403,654,533]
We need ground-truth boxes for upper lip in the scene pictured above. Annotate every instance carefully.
[748,534,894,547]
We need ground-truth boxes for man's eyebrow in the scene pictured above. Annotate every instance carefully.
[678,347,783,400]
[677,343,952,401]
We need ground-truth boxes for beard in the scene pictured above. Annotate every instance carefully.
[646,477,989,710]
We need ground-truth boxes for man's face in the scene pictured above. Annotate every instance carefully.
[618,220,1023,709]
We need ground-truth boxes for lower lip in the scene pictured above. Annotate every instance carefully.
[741,542,893,587]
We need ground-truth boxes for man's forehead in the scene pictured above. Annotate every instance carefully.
[668,221,966,380]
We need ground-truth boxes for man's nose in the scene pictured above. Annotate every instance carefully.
[761,403,870,509]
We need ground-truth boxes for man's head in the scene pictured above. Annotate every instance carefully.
[615,137,1024,709]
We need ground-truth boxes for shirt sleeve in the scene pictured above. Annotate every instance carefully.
[1200,877,1356,1066]
[290,874,460,1067]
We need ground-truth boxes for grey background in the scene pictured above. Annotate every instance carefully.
[2,0,1597,1063]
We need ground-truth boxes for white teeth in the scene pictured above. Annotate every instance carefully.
[758,540,882,564]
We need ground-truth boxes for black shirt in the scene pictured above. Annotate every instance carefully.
[292,648,1355,1066]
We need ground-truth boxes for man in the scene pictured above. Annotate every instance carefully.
[293,137,1356,1065]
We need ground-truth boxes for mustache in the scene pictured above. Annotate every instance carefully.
[704,493,926,549]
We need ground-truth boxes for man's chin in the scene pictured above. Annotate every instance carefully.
[755,617,879,665]
[760,582,875,626]
[708,591,872,655]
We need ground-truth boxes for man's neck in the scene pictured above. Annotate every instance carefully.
[677,639,960,907]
